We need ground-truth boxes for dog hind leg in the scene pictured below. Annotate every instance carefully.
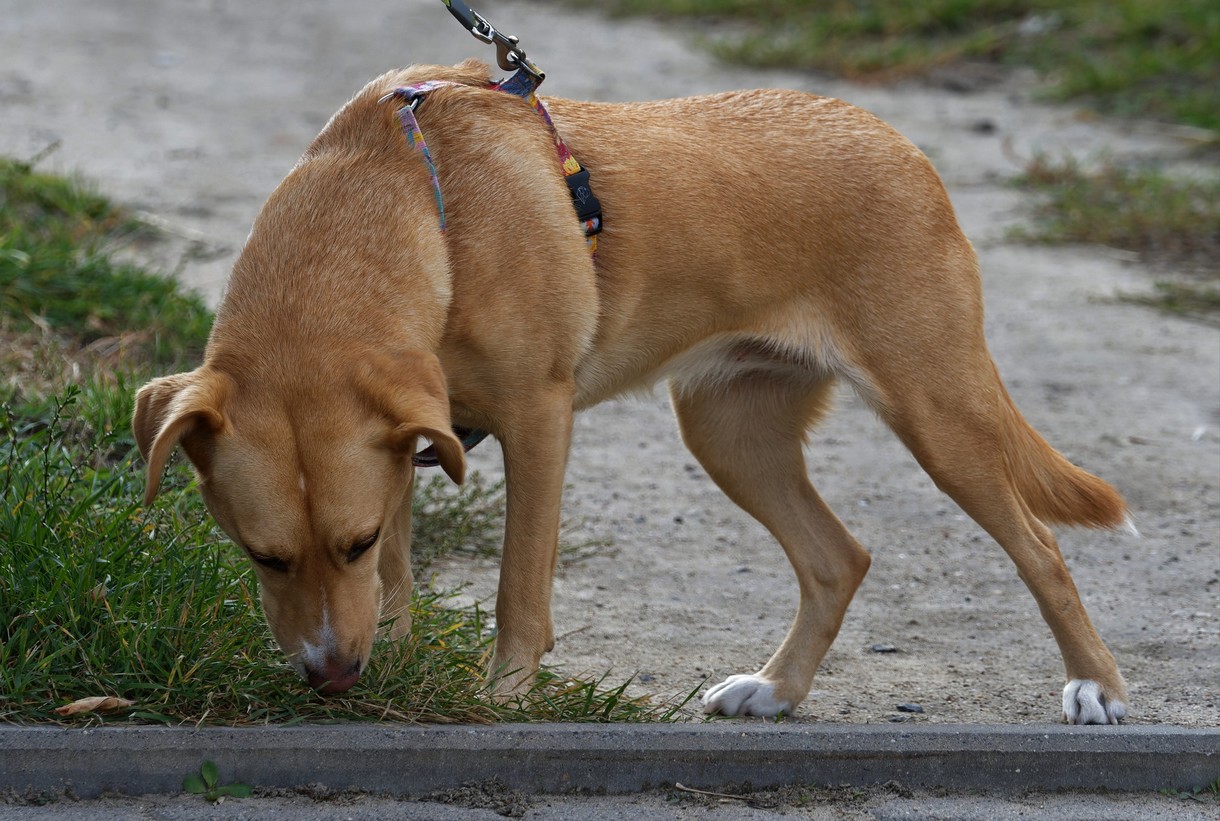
[671,374,872,717]
[859,332,1129,724]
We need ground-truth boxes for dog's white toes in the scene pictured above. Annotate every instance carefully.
[1062,679,1127,725]
[702,674,791,717]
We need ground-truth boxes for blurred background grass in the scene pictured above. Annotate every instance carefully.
[573,0,1219,320]
[586,0,1219,130]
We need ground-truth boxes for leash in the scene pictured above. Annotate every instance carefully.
[440,0,603,238]
[441,0,545,81]
[397,1,602,469]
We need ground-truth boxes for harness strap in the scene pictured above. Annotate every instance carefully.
[383,84,449,232]
[492,70,603,249]
[382,68,603,251]
[386,68,604,468]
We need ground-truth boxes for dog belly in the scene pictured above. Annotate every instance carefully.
[572,298,869,408]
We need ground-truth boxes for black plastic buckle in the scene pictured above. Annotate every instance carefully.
[565,168,602,232]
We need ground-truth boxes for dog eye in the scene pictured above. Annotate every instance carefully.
[347,530,380,563]
[249,551,290,573]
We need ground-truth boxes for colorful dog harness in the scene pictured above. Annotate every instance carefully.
[380,68,603,256]
[492,71,603,247]
[398,0,605,467]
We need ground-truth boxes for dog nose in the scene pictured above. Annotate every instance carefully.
[305,658,362,694]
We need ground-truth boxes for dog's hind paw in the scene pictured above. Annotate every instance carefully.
[1062,679,1127,725]
[702,674,791,717]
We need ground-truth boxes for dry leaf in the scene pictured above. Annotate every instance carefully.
[54,696,135,716]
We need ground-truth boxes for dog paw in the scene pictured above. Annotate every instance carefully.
[702,674,791,717]
[1062,679,1127,725]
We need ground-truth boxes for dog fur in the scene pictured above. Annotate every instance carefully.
[134,59,1130,723]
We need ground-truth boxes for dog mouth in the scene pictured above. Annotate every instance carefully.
[287,637,367,695]
[304,656,363,695]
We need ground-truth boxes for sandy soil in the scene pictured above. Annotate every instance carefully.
[3,0,1216,727]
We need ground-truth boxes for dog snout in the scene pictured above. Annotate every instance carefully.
[305,657,362,694]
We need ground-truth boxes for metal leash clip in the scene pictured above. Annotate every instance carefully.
[441,0,544,82]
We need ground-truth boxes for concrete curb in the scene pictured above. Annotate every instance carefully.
[2,723,1217,798]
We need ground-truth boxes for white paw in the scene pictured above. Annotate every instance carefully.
[702,674,791,717]
[1063,679,1127,725]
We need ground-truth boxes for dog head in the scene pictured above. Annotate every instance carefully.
[129,60,498,693]
[133,351,464,693]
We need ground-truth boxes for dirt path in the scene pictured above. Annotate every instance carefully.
[4,0,1216,727]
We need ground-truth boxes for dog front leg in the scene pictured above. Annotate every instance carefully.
[488,388,575,697]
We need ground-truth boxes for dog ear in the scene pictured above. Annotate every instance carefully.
[368,350,466,486]
[399,424,466,486]
[132,369,230,506]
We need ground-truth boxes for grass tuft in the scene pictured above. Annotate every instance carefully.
[1120,281,1220,324]
[1016,155,1220,268]
[1012,155,1220,322]
[1,154,212,368]
[412,473,506,574]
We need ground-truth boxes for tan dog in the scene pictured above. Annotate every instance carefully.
[134,59,1130,723]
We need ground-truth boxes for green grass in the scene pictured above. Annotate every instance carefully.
[2,384,683,725]
[1014,155,1220,322]
[1162,774,1220,802]
[1,158,690,725]
[587,0,1220,131]
[1,155,212,368]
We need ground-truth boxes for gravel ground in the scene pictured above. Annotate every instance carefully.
[6,783,1219,820]
[2,0,1217,732]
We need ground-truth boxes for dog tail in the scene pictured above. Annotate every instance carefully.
[997,371,1130,530]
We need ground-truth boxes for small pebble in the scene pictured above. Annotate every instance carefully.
[896,703,925,713]
[870,643,898,654]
